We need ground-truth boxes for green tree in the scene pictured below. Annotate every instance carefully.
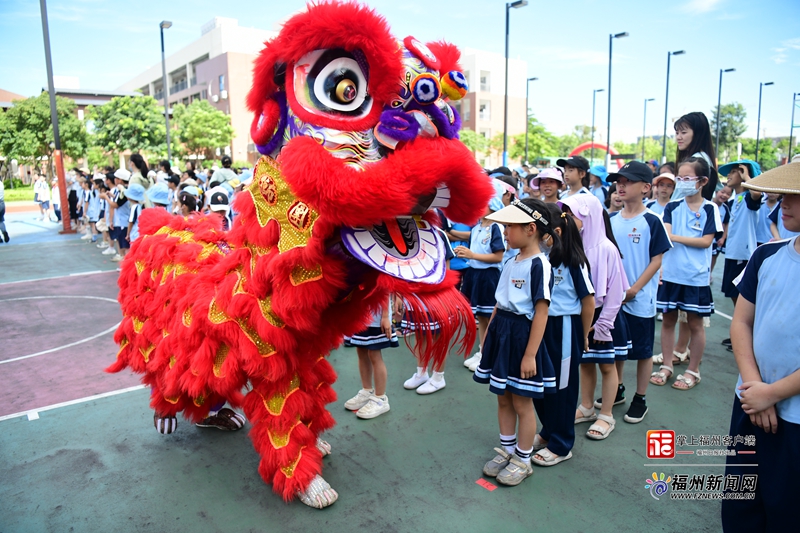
[0,92,88,171]
[739,138,779,171]
[490,116,558,165]
[172,100,235,158]
[710,103,747,163]
[87,96,167,159]
[459,128,489,155]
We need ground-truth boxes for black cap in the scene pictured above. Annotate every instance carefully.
[209,191,230,212]
[556,156,590,172]
[606,161,654,184]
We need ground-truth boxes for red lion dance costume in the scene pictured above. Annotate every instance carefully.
[108,1,492,509]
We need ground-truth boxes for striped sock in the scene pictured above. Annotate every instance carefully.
[500,433,517,455]
[515,446,533,465]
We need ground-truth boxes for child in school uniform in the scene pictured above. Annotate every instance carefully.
[558,156,591,199]
[343,296,399,420]
[607,162,672,423]
[768,196,800,240]
[474,198,557,486]
[645,172,676,217]
[588,166,609,205]
[721,162,800,531]
[530,203,595,466]
[455,190,506,372]
[756,193,780,245]
[651,157,722,390]
[561,193,629,440]
[717,159,763,348]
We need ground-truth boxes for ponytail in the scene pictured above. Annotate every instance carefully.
[602,209,623,259]
[544,203,589,270]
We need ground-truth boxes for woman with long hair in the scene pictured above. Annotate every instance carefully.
[674,112,718,200]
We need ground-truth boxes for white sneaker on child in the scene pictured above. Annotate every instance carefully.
[416,372,445,395]
[81,233,91,240]
[403,370,429,390]
[102,247,116,255]
[468,354,482,372]
[111,254,123,262]
[97,242,109,249]
[344,388,374,411]
[464,351,481,369]
[356,395,390,419]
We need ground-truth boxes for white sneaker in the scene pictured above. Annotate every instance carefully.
[464,351,481,369]
[416,372,445,395]
[111,254,123,262]
[356,395,390,419]
[80,233,91,240]
[468,353,482,372]
[403,370,429,390]
[102,247,117,255]
[97,242,109,249]
[344,388,374,411]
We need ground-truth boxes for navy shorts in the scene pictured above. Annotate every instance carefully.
[582,307,630,364]
[657,281,714,317]
[460,267,500,317]
[473,310,555,398]
[622,311,655,360]
[721,258,747,299]
[115,226,130,249]
[721,395,800,532]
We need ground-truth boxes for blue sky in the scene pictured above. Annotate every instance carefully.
[1,0,798,145]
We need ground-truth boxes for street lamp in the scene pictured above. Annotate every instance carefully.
[524,76,538,165]
[591,88,604,162]
[755,81,774,164]
[790,93,799,160]
[642,98,655,161]
[715,67,735,160]
[503,0,528,167]
[606,31,628,169]
[160,20,173,162]
[661,50,685,162]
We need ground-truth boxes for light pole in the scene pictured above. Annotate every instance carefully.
[503,0,528,167]
[160,20,173,162]
[790,93,799,161]
[591,88,604,162]
[606,31,629,169]
[755,81,774,164]
[661,50,685,162]
[524,76,538,165]
[642,97,655,161]
[715,67,735,161]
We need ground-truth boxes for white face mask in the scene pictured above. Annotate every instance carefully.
[540,236,553,255]
[673,180,700,200]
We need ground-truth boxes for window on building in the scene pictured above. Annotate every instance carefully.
[480,71,490,92]
[461,98,470,121]
[219,74,225,92]
[77,109,84,121]
[462,70,470,91]
[480,128,491,139]
[479,100,490,121]
[201,89,208,100]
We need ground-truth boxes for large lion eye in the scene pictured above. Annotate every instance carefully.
[294,49,371,117]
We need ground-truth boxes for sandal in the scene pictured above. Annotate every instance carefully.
[672,369,701,390]
[574,404,598,425]
[652,349,689,365]
[316,437,332,457]
[650,365,674,386]
[532,434,548,451]
[196,408,246,431]
[587,414,615,440]
[531,448,573,466]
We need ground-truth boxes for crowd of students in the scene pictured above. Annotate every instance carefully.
[47,155,250,263]
[338,111,800,529]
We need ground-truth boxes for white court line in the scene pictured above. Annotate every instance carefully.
[0,385,147,423]
[0,269,116,286]
[0,295,121,365]
[716,310,733,321]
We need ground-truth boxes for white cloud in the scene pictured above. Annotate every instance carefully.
[771,38,800,64]
[680,0,724,14]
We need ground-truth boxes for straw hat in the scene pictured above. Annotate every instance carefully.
[743,162,800,194]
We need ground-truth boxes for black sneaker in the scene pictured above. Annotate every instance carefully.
[594,385,625,409]
[624,398,648,423]
[721,338,732,347]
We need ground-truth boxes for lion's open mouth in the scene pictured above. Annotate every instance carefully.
[340,185,450,284]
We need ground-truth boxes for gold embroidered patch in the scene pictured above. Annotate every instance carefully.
[263,374,300,416]
[193,394,205,407]
[169,356,176,368]
[139,344,155,363]
[248,157,318,252]
[135,260,146,275]
[290,264,323,286]
[164,394,180,404]
[208,298,230,324]
[182,306,192,327]
[267,421,299,449]
[132,317,145,333]
[213,345,231,378]
[116,338,129,358]
[280,448,304,478]
[257,296,285,328]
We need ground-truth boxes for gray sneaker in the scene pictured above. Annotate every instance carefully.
[496,456,533,486]
[344,388,373,411]
[482,447,512,477]
[356,394,390,419]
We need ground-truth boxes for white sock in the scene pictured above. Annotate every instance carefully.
[416,366,428,377]
[500,433,517,455]
[431,371,444,381]
[515,446,533,465]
